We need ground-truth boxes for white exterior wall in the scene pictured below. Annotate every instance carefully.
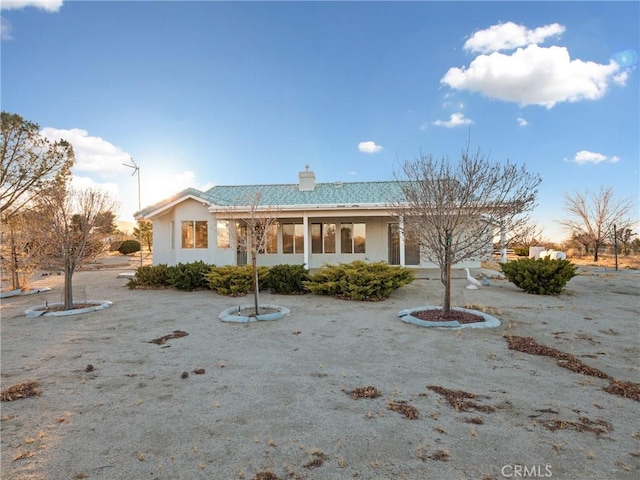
[149,202,485,269]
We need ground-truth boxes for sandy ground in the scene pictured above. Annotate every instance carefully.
[1,255,639,480]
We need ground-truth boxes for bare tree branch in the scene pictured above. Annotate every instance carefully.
[390,146,541,315]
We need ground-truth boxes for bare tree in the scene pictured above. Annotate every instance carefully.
[220,191,280,315]
[30,185,119,309]
[392,146,541,316]
[500,219,548,250]
[1,112,74,219]
[559,187,633,261]
[133,220,153,251]
[0,211,42,290]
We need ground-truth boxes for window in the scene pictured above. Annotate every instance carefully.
[255,224,278,254]
[340,223,366,254]
[311,223,335,254]
[283,223,304,254]
[216,220,230,248]
[181,220,208,249]
[265,224,277,254]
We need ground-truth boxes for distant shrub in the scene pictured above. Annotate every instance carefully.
[118,240,141,255]
[205,265,270,296]
[109,241,122,252]
[264,264,310,294]
[513,246,529,257]
[304,261,415,301]
[500,258,578,295]
[167,261,212,291]
[127,264,171,289]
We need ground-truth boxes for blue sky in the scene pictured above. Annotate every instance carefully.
[2,0,638,241]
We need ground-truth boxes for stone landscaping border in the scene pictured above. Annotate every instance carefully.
[24,301,113,318]
[218,304,290,323]
[398,306,501,329]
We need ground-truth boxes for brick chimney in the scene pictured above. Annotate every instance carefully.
[298,165,315,191]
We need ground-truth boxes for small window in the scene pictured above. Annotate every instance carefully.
[311,223,335,254]
[283,223,304,254]
[341,223,366,254]
[217,220,230,248]
[181,220,208,249]
[256,224,278,254]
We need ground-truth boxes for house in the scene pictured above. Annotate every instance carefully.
[134,166,492,269]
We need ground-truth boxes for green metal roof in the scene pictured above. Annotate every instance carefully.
[205,181,405,206]
[136,180,406,217]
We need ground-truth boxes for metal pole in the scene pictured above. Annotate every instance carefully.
[614,224,618,271]
[123,158,142,267]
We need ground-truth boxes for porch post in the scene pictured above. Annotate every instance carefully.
[500,221,508,263]
[303,212,309,270]
[399,215,406,266]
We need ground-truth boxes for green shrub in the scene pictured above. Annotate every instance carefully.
[304,261,415,301]
[513,246,529,257]
[264,264,310,294]
[500,257,578,295]
[205,265,270,296]
[167,261,212,291]
[118,239,141,255]
[127,264,171,289]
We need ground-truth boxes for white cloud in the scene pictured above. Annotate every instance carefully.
[358,141,383,154]
[464,22,565,54]
[568,150,619,164]
[1,0,63,12]
[516,117,528,126]
[442,44,620,108]
[41,127,131,178]
[432,112,473,128]
[0,16,12,40]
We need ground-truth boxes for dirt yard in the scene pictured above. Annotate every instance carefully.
[1,255,639,479]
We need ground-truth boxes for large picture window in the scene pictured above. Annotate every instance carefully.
[283,223,304,254]
[181,220,208,249]
[311,223,335,254]
[341,223,366,254]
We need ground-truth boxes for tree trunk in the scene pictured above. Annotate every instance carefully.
[10,229,20,290]
[443,257,452,316]
[63,262,73,310]
[593,242,600,262]
[252,252,260,316]
[442,235,452,316]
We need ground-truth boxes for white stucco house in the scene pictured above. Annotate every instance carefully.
[134,166,493,269]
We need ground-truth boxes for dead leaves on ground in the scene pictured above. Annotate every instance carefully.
[427,385,496,413]
[1,381,41,402]
[344,385,381,400]
[387,400,419,419]
[540,416,613,436]
[149,330,189,345]
[505,335,640,402]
